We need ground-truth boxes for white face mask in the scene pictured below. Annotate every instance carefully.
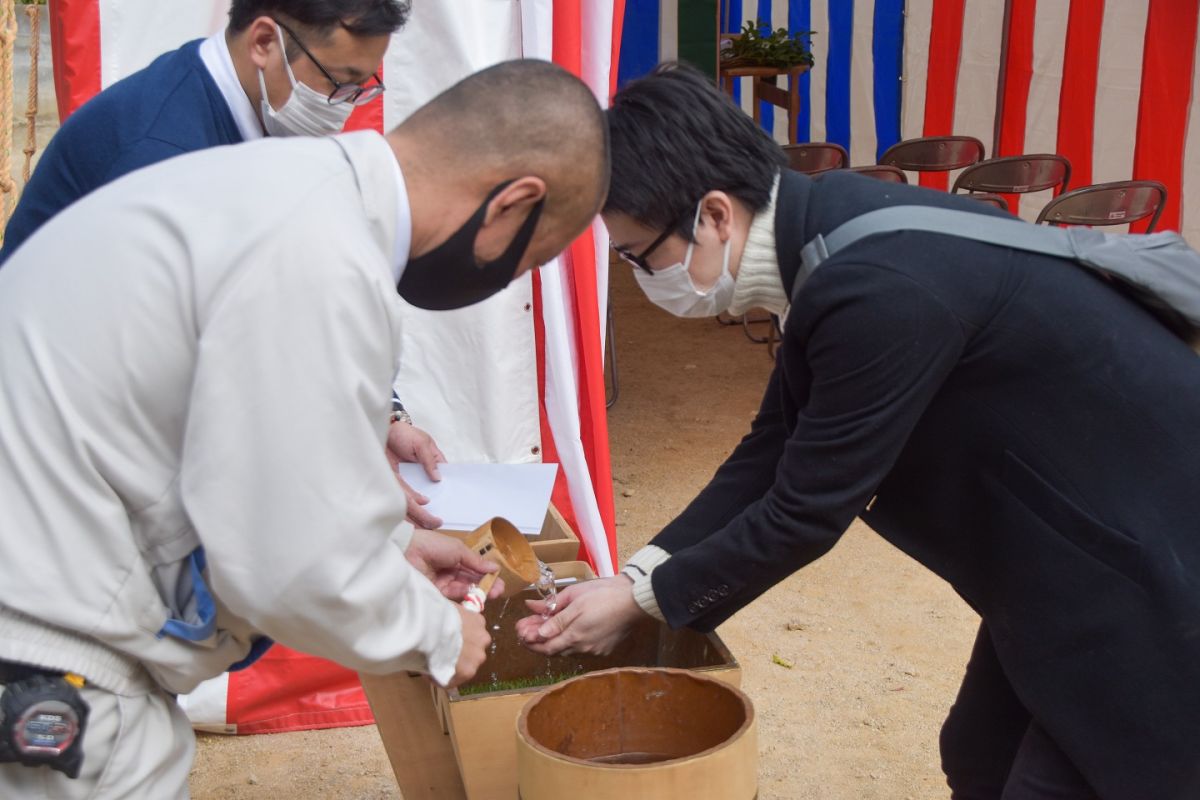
[633,203,735,318]
[257,26,354,137]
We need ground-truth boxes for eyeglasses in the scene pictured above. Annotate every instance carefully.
[613,225,678,275]
[275,19,386,107]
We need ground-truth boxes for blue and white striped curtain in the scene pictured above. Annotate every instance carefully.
[618,0,905,166]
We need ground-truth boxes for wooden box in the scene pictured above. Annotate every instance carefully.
[361,561,742,800]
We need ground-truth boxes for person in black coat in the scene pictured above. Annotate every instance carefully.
[517,64,1200,799]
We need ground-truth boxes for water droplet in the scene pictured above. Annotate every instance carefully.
[534,560,557,620]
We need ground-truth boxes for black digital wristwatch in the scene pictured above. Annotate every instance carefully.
[0,663,90,779]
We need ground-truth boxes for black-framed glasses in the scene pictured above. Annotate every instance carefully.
[613,205,699,274]
[275,19,386,107]
[613,225,678,275]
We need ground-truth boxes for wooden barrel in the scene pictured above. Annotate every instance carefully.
[516,667,757,799]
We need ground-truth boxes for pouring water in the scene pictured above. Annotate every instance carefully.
[534,560,557,619]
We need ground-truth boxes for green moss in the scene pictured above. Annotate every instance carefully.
[457,671,583,696]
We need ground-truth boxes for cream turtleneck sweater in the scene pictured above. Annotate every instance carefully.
[726,173,789,318]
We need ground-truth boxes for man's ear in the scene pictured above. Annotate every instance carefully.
[246,16,282,71]
[699,191,735,242]
[483,177,547,225]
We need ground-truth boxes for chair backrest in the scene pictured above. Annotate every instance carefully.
[847,164,908,183]
[952,154,1071,195]
[966,193,1010,212]
[878,135,985,172]
[1035,180,1168,232]
[782,142,849,175]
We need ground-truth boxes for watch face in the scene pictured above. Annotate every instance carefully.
[13,700,80,756]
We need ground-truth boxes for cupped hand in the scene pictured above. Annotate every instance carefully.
[516,575,647,657]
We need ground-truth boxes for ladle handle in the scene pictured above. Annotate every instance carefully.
[462,572,498,614]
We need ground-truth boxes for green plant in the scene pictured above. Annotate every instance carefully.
[721,20,815,69]
[457,670,583,696]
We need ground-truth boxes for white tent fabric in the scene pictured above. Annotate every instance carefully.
[96,0,227,83]
[381,1,615,576]
[380,2,541,467]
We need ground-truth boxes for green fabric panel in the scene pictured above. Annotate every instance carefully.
[678,0,719,79]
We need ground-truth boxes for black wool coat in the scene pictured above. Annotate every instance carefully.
[647,168,1200,798]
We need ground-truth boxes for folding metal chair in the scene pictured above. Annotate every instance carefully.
[879,135,986,176]
[952,154,1071,197]
[1035,180,1167,232]
[847,164,908,183]
[966,193,1011,212]
[782,142,849,175]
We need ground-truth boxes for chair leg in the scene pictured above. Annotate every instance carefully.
[741,309,773,344]
[605,303,619,409]
[766,314,781,358]
[788,75,799,144]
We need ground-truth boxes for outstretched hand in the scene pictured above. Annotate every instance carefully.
[516,575,647,656]
[405,529,505,602]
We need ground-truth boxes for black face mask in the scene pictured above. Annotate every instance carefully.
[397,181,546,311]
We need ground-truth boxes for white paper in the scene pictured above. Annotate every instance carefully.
[396,462,559,535]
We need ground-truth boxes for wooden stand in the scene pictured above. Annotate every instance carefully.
[719,64,810,144]
[358,671,467,800]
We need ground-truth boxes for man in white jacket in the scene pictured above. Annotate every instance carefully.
[0,59,607,798]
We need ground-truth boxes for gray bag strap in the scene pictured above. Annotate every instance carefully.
[798,205,1200,340]
[800,206,1074,276]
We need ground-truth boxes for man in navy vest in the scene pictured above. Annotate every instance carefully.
[2,0,406,263]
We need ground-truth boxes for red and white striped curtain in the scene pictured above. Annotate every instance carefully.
[46,0,623,734]
[902,0,1200,240]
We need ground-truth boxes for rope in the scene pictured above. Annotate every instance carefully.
[0,0,16,229]
[21,2,38,185]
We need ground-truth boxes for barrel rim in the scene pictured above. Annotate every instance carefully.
[515,666,756,769]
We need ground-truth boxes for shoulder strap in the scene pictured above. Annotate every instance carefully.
[800,205,1076,276]
[797,203,1200,349]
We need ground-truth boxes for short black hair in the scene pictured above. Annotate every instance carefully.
[229,0,409,38]
[605,62,785,240]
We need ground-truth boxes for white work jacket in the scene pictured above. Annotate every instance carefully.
[0,131,462,693]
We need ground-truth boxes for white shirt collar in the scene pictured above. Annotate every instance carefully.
[198,30,264,142]
[387,155,412,285]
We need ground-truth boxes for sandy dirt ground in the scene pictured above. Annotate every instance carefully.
[189,264,981,799]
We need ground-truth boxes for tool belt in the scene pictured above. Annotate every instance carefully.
[0,660,90,779]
